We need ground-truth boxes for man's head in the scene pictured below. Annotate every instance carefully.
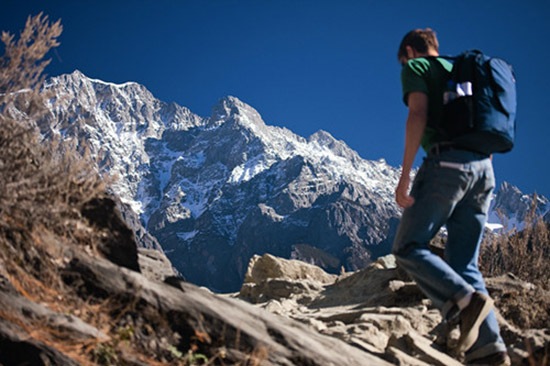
[398,28,439,65]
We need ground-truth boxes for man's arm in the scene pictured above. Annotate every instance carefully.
[395,91,428,208]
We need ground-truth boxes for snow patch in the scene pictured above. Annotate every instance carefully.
[228,155,274,184]
[86,75,137,89]
[177,230,198,241]
[485,222,504,231]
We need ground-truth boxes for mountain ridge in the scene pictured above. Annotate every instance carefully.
[38,70,549,291]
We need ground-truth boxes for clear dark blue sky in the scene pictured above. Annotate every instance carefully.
[2,1,549,198]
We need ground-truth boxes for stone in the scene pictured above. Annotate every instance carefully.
[243,254,337,286]
[137,247,180,282]
[0,290,107,341]
[81,196,140,272]
[399,331,463,366]
[0,318,79,366]
[373,254,398,269]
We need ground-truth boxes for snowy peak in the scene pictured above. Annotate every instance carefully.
[47,70,205,134]
[488,182,549,231]
[42,71,207,215]
[496,182,548,217]
[65,69,139,88]
[209,96,266,130]
[307,129,360,162]
[308,130,337,145]
[48,70,147,103]
[210,96,243,120]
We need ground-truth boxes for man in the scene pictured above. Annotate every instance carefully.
[392,28,510,365]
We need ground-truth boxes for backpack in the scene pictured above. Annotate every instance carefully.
[436,49,517,155]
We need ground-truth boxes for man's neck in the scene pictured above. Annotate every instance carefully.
[415,49,439,58]
[426,49,439,57]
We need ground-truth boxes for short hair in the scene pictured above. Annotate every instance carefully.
[397,28,439,62]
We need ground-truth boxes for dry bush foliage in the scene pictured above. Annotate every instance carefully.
[0,13,107,292]
[0,14,174,366]
[0,13,110,365]
[477,199,550,335]
[480,196,550,291]
[0,13,106,239]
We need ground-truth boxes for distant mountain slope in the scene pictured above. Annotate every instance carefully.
[39,71,548,291]
[488,181,549,231]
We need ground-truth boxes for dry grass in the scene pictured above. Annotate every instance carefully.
[0,13,167,366]
[478,197,550,365]
[0,13,107,255]
[480,195,550,291]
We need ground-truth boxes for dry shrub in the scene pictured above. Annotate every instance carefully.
[0,12,61,121]
[0,13,108,282]
[480,195,550,291]
[0,13,121,366]
[479,196,550,337]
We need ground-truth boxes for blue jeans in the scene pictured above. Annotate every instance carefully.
[392,149,506,360]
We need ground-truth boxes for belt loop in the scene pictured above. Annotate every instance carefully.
[429,143,441,156]
[439,161,469,171]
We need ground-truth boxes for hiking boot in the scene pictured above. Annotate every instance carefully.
[467,351,511,366]
[455,291,494,353]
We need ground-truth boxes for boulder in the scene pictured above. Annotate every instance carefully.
[243,253,337,286]
[81,196,140,272]
[0,318,79,366]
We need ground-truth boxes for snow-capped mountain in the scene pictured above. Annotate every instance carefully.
[488,181,549,232]
[38,71,548,291]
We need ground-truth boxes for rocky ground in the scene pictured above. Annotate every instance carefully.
[234,253,550,366]
[0,198,548,365]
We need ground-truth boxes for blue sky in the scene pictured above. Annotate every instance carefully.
[2,1,549,198]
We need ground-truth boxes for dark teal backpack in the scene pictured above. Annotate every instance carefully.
[437,50,517,155]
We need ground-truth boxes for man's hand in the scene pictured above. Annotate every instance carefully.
[395,174,415,208]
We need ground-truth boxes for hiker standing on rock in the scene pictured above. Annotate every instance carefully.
[392,28,510,365]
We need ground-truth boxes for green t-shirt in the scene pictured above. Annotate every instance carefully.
[401,57,453,152]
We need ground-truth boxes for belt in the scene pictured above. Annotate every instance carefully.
[429,143,490,158]
[428,143,458,155]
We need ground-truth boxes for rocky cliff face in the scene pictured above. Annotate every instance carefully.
[40,71,549,292]
[41,71,403,292]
